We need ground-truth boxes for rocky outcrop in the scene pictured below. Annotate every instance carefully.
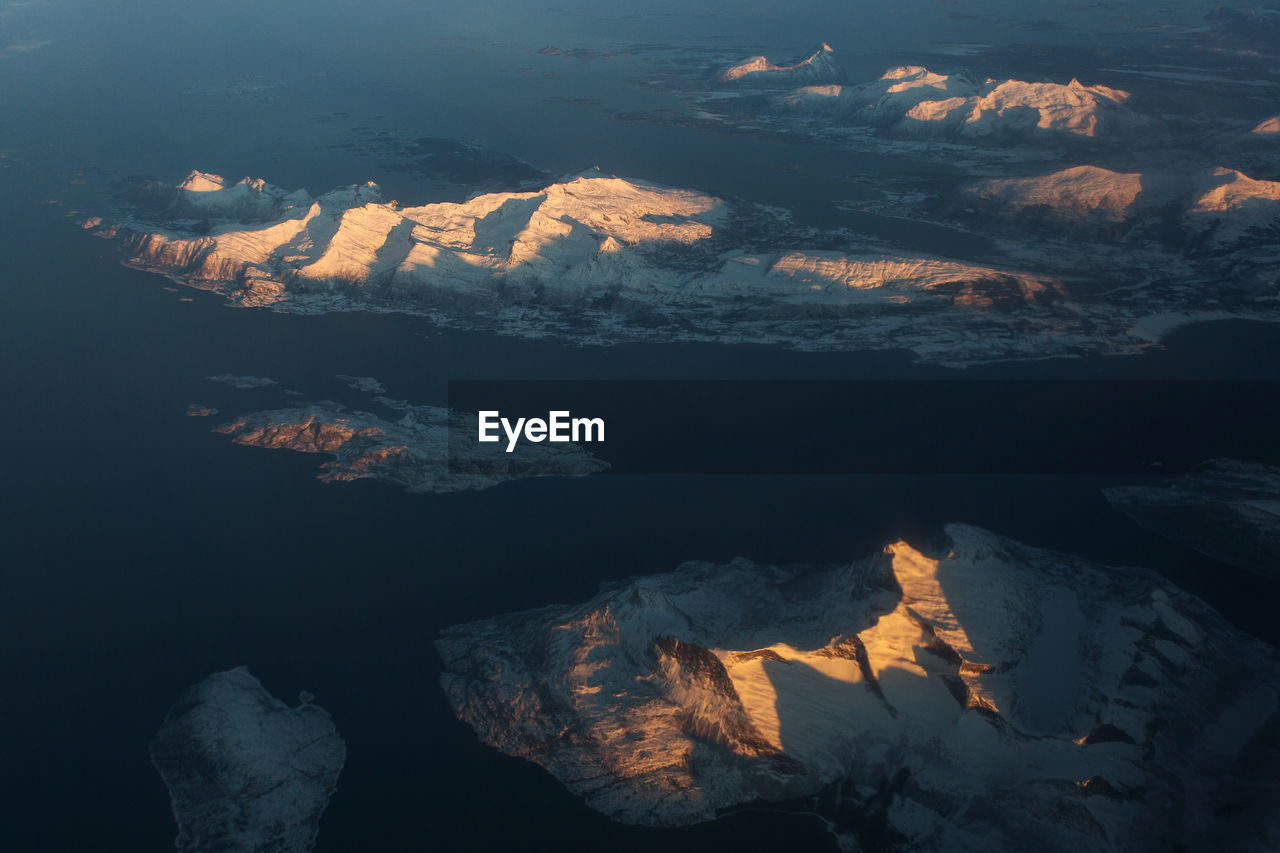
[213,401,607,493]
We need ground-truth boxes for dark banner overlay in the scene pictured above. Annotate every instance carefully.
[447,380,1280,475]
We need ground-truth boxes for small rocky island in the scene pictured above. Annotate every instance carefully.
[150,667,347,852]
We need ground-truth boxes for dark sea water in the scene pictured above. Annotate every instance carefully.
[2,1,1279,850]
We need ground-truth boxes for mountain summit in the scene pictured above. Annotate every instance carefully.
[720,43,844,84]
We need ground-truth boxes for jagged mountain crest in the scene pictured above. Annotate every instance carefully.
[779,64,1148,140]
[88,162,1279,364]
[720,42,845,84]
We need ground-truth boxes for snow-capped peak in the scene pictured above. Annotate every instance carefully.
[178,170,229,192]
[1252,115,1280,135]
[719,43,844,85]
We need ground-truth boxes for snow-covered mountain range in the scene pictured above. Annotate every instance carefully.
[964,164,1280,241]
[774,64,1149,141]
[89,166,1279,365]
[438,524,1280,851]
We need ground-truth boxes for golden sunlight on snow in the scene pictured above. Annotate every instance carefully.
[702,541,1003,769]
[1251,116,1280,135]
[897,75,1133,137]
[1191,167,1280,214]
[763,251,1052,308]
[968,165,1144,220]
